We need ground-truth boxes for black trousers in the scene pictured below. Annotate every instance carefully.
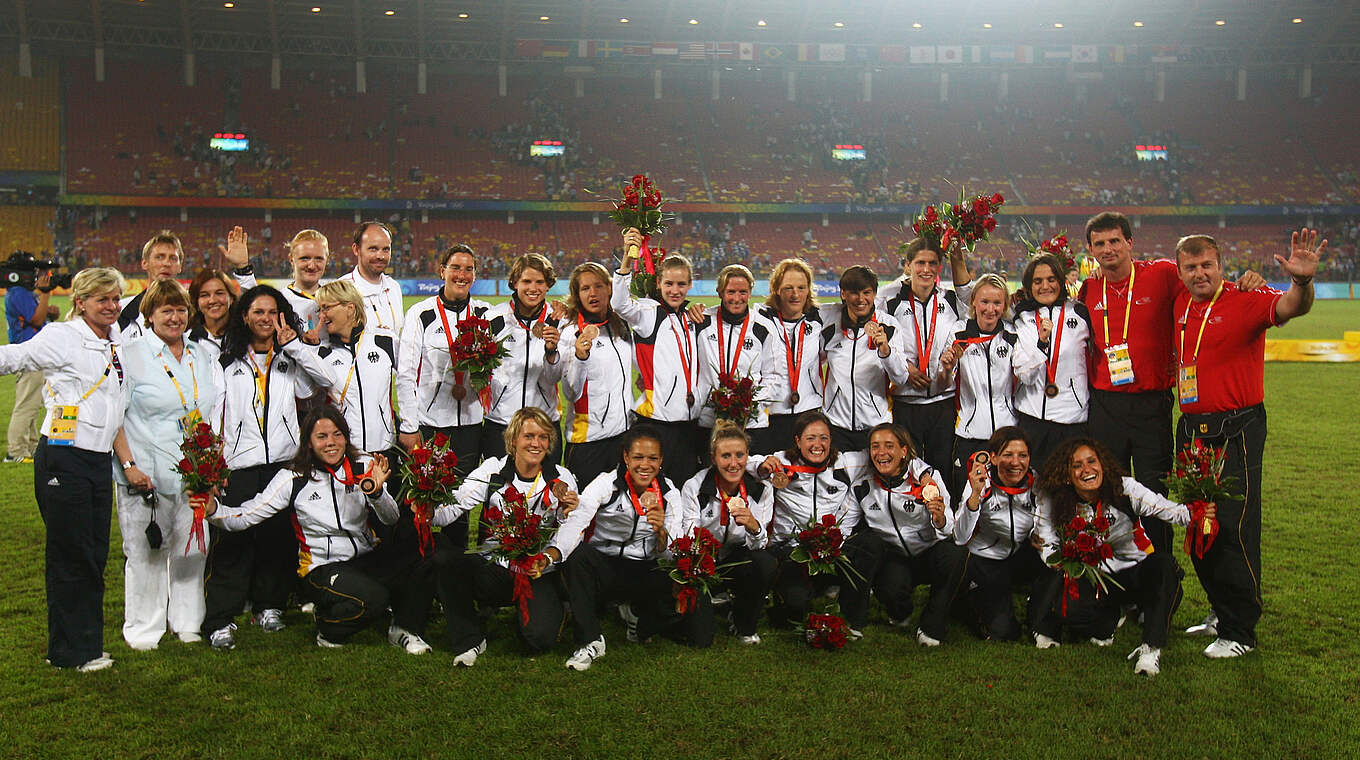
[952,436,990,499]
[850,530,969,640]
[965,545,1059,641]
[34,440,112,668]
[561,544,681,647]
[643,417,703,485]
[420,422,483,480]
[1033,550,1183,648]
[480,419,564,466]
[201,461,291,636]
[893,398,956,490]
[770,533,876,630]
[563,434,624,491]
[765,413,799,456]
[718,546,778,637]
[302,541,428,643]
[436,544,564,653]
[1177,404,1266,647]
[830,424,869,454]
[1088,388,1174,551]
[1016,412,1089,473]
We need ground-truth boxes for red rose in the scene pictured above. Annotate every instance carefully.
[673,537,693,554]
[196,461,213,477]
[484,506,503,523]
[1068,516,1087,532]
[416,475,435,491]
[439,473,458,486]
[441,451,459,469]
[432,432,450,448]
[821,514,836,527]
[412,448,431,466]
[677,556,693,574]
[698,555,716,575]
[1075,533,1095,553]
[1061,543,1077,559]
[1082,554,1099,566]
[991,192,1004,205]
[193,433,214,449]
[1100,544,1114,560]
[1091,515,1110,533]
[178,458,192,472]
[984,217,997,231]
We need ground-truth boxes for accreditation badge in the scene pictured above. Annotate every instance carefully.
[1178,365,1199,406]
[48,405,79,446]
[1104,343,1135,386]
[177,408,205,437]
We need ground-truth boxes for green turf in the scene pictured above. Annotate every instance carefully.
[0,301,1356,758]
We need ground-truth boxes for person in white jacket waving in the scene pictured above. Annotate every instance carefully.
[1032,437,1215,677]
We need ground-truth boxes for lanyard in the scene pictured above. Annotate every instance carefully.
[514,304,547,333]
[780,316,806,398]
[844,313,879,349]
[161,354,200,411]
[1100,265,1136,346]
[1178,281,1224,366]
[875,470,926,500]
[987,470,1035,497]
[714,473,749,526]
[245,347,274,433]
[436,298,468,383]
[911,291,939,372]
[325,457,367,487]
[1039,303,1066,388]
[624,472,662,517]
[668,310,696,399]
[364,280,397,330]
[335,331,363,407]
[715,311,751,383]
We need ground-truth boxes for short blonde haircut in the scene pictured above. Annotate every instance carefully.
[140,230,184,262]
[504,407,559,457]
[139,278,193,322]
[969,272,1013,322]
[66,267,127,321]
[716,264,755,294]
[288,229,330,256]
[765,258,818,311]
[314,280,366,330]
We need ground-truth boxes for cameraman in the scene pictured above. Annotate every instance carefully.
[4,267,55,463]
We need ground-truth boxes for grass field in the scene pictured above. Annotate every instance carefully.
[0,297,1356,758]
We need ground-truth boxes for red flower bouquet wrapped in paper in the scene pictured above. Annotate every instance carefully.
[805,610,851,650]
[1045,508,1122,613]
[1165,439,1237,559]
[448,315,506,407]
[173,422,229,556]
[660,527,744,614]
[473,484,559,624]
[708,374,760,427]
[400,432,461,556]
[604,173,673,299]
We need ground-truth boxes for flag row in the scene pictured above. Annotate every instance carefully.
[512,41,1186,65]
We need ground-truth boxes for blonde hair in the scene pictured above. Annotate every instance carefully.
[66,268,127,321]
[566,262,625,333]
[503,407,559,457]
[288,229,330,256]
[658,253,693,278]
[969,273,1012,322]
[314,280,366,330]
[140,230,184,262]
[709,419,751,458]
[139,278,193,323]
[716,264,755,294]
[765,258,818,311]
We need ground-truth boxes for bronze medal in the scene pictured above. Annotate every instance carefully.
[686,391,695,407]
[726,496,746,512]
[771,470,791,489]
[581,324,600,343]
[639,491,660,511]
[790,391,800,405]
[451,384,468,401]
[359,476,380,495]
[551,481,569,500]
[1045,382,1059,398]
[531,322,546,339]
[972,451,991,467]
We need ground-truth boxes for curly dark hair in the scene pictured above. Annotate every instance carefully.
[219,284,305,365]
[1036,437,1131,527]
[290,405,364,476]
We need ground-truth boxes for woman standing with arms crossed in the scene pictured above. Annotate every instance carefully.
[0,268,129,671]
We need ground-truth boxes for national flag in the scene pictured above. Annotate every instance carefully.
[758,44,790,61]
[514,39,542,58]
[1150,45,1179,63]
[1043,47,1072,61]
[989,46,1015,63]
[937,46,962,64]
[1107,45,1126,64]
[970,46,984,63]
[797,44,815,62]
[738,42,754,60]
[710,42,735,60]
[819,43,846,62]
[542,41,571,58]
[622,42,652,56]
[909,46,936,64]
[679,42,707,60]
[851,45,872,63]
[878,45,906,64]
[578,40,593,58]
[1072,45,1098,63]
[1015,45,1035,64]
[652,42,679,56]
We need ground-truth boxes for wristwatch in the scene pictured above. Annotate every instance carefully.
[121,460,136,471]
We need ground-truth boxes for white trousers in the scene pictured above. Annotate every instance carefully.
[116,486,207,649]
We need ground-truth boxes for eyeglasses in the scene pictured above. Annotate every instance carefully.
[318,302,342,312]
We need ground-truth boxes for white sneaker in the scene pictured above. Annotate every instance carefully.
[618,604,640,643]
[253,608,286,632]
[1128,644,1162,676]
[76,656,114,673]
[315,633,344,648]
[1186,612,1219,637]
[1089,636,1115,647]
[1203,638,1254,659]
[209,623,237,651]
[300,602,316,616]
[737,633,761,645]
[565,636,606,671]
[452,639,488,667]
[916,629,942,647]
[126,640,158,651]
[177,631,203,644]
[388,625,433,655]
[710,591,732,607]
[1034,633,1061,649]
[847,627,864,641]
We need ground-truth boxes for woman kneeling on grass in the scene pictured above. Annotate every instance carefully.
[1032,438,1215,677]
[207,407,432,651]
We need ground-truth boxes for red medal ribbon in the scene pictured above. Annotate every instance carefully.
[911,290,939,373]
[986,470,1035,498]
[436,297,471,394]
[874,471,926,500]
[1039,303,1066,390]
[325,457,368,487]
[625,472,663,517]
[668,311,696,403]
[780,316,807,401]
[715,473,749,526]
[715,310,752,384]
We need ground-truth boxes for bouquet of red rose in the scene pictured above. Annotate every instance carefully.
[400,432,460,556]
[906,188,1005,256]
[805,608,851,650]
[604,173,673,299]
[790,514,863,585]
[1165,439,1238,559]
[708,374,761,427]
[472,484,558,624]
[174,422,229,556]
[1022,231,1079,275]
[1045,509,1122,613]
[661,527,738,614]
[449,315,506,408]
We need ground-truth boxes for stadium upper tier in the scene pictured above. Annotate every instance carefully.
[50,60,1358,207]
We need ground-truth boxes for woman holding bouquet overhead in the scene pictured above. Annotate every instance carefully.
[110,279,220,650]
[614,228,706,483]
[559,262,635,488]
[1033,438,1214,677]
[432,408,580,666]
[695,264,782,455]
[201,284,332,651]
[554,426,685,671]
[678,421,777,645]
[207,407,430,651]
